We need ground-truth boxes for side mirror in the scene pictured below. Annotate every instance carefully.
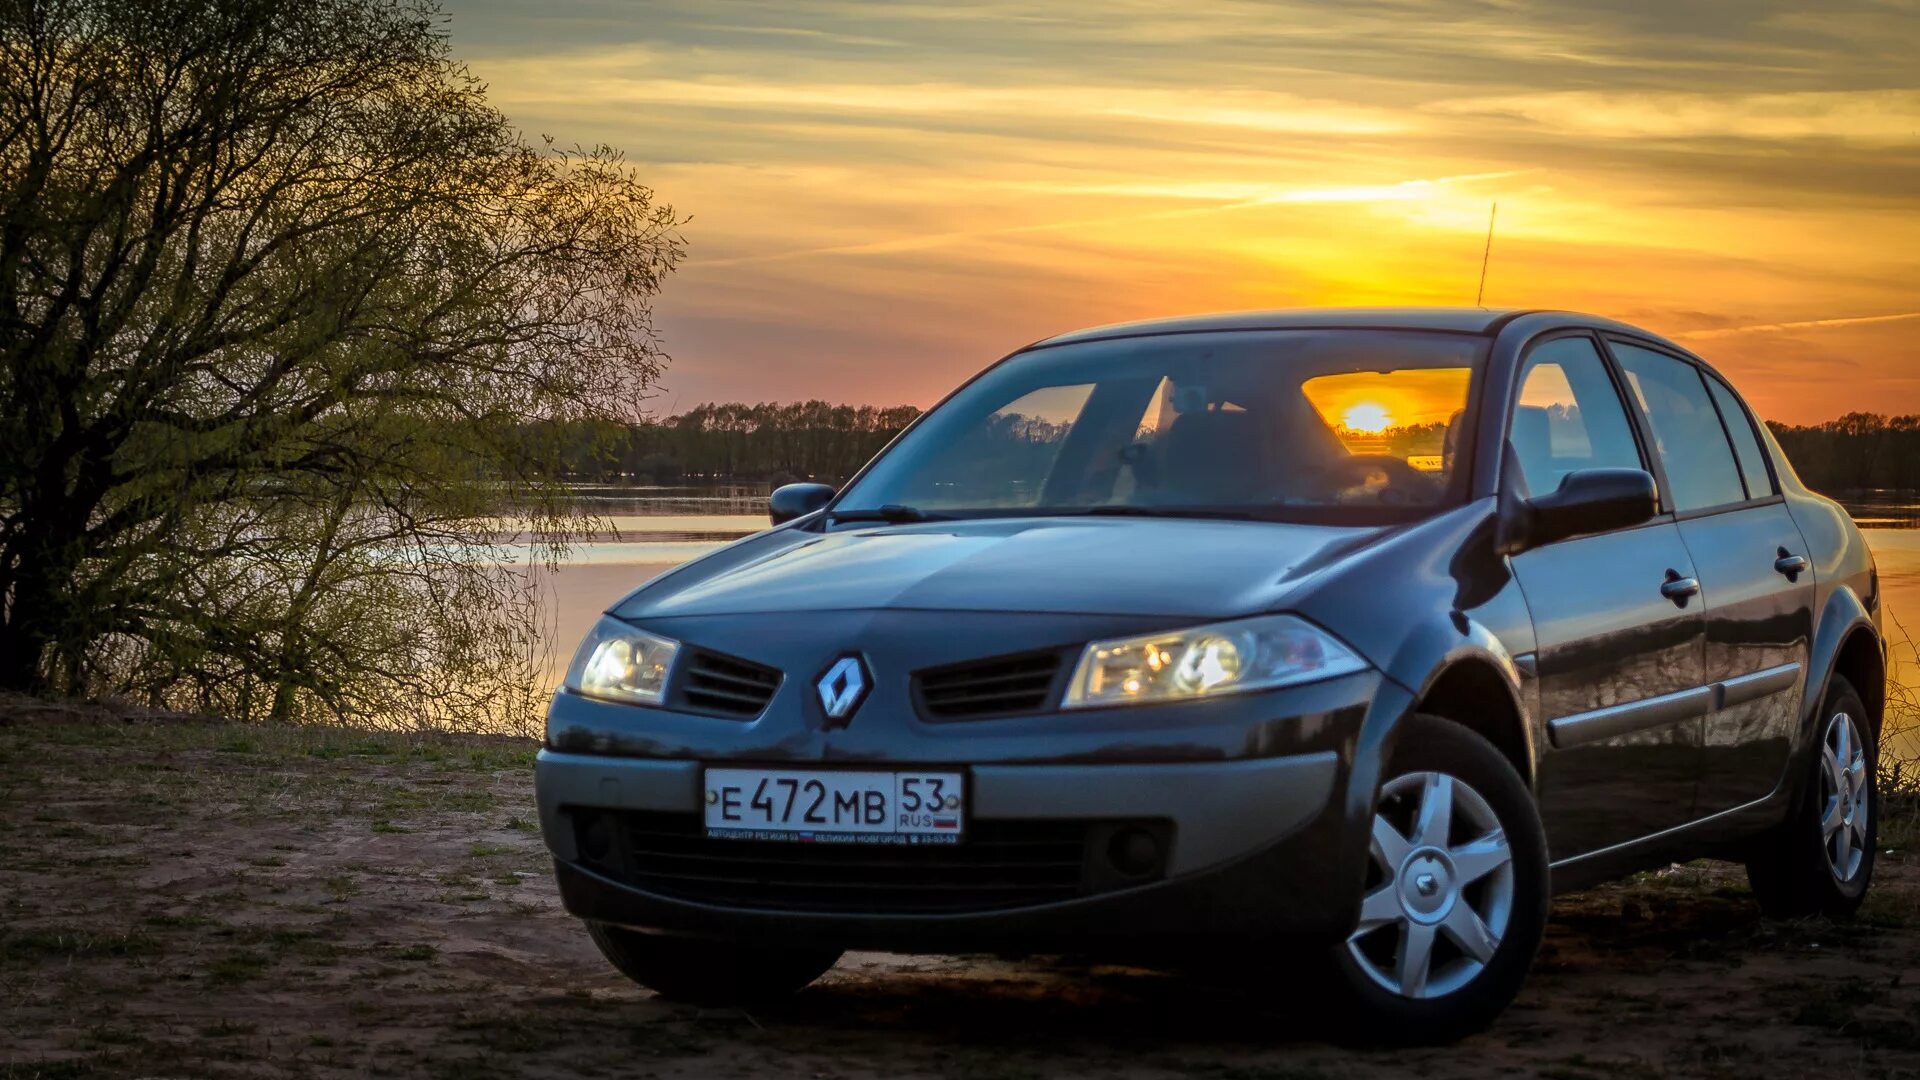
[769,482,835,525]
[1513,468,1658,550]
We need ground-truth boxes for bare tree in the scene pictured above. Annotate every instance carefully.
[0,0,682,728]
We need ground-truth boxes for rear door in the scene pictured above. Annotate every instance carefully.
[1506,335,1708,859]
[1608,342,1814,815]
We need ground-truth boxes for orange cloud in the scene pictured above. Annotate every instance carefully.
[444,0,1920,424]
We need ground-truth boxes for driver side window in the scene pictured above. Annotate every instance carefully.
[1510,337,1643,498]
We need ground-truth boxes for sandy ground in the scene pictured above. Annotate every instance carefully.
[5,704,1920,1079]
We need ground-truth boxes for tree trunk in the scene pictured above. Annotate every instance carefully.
[0,571,56,693]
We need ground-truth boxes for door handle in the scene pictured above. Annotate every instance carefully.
[1774,547,1808,581]
[1660,569,1700,607]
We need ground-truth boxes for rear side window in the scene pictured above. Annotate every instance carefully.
[1611,343,1746,513]
[1703,373,1775,499]
[1509,337,1643,498]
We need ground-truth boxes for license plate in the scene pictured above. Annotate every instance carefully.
[703,768,965,845]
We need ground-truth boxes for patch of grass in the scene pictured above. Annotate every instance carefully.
[1859,882,1920,928]
[76,1023,152,1050]
[626,1024,715,1057]
[1786,978,1883,1028]
[1776,975,1920,1050]
[453,1012,569,1054]
[391,943,438,962]
[383,785,497,814]
[225,926,346,965]
[1879,789,1920,852]
[197,1019,259,1038]
[206,947,272,985]
[467,842,513,858]
[0,926,162,964]
[3,1054,135,1079]
[215,734,258,754]
[143,912,216,930]
[371,818,407,834]
[503,815,537,833]
[321,873,360,901]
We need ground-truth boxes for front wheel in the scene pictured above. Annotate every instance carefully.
[1745,675,1877,919]
[1328,714,1550,1045]
[587,923,842,1006]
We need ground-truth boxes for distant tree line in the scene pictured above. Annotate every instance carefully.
[550,402,923,486]
[549,406,1920,496]
[1769,414,1920,492]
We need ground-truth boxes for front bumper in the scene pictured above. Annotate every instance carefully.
[536,667,1415,950]
[542,752,1353,949]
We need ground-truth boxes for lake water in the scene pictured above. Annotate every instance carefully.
[534,490,1920,707]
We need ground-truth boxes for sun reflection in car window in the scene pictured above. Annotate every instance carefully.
[1301,367,1474,474]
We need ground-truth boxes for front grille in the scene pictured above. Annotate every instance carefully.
[670,648,782,718]
[575,810,1161,914]
[915,650,1066,720]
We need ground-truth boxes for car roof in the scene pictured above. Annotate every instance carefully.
[1021,305,1721,380]
[1029,307,1527,348]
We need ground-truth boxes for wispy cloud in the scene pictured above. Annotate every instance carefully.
[1675,312,1920,340]
[688,170,1529,269]
[1429,90,1920,145]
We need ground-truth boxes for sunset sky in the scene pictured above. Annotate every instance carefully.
[444,0,1920,425]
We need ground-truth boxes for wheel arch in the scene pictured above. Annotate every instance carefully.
[1805,586,1884,743]
[1411,652,1536,790]
[1829,624,1886,737]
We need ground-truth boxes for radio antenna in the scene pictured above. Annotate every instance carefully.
[1475,201,1498,307]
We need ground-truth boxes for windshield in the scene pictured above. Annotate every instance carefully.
[835,329,1486,524]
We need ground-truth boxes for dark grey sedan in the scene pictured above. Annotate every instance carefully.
[536,308,1883,1042]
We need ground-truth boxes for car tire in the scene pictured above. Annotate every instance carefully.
[1326,713,1550,1045]
[586,923,842,1006]
[1744,675,1877,920]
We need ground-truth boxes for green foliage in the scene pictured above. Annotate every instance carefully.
[0,0,682,730]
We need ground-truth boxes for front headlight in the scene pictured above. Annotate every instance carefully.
[1062,614,1366,709]
[565,615,681,706]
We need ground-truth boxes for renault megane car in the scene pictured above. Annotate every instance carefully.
[536,308,1884,1043]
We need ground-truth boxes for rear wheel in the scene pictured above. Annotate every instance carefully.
[1328,713,1549,1045]
[587,923,842,1006]
[1745,675,1877,919]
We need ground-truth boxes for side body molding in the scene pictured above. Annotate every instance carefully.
[1549,686,1712,749]
[1719,663,1803,710]
[1546,661,1805,750]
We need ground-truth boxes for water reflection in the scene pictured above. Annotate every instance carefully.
[1841,491,1920,530]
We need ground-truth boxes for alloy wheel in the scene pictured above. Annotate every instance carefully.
[1347,771,1515,1000]
[1819,709,1871,883]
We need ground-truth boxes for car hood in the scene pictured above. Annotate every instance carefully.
[613,516,1385,620]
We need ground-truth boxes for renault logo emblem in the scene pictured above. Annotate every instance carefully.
[815,655,871,725]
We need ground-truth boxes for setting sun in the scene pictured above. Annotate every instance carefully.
[1342,402,1393,433]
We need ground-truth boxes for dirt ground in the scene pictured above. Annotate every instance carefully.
[5,703,1920,1079]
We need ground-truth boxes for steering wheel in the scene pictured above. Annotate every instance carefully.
[1313,455,1438,504]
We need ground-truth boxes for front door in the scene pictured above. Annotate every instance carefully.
[1610,344,1815,816]
[1504,336,1708,859]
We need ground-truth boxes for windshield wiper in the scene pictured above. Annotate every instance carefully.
[826,504,952,525]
